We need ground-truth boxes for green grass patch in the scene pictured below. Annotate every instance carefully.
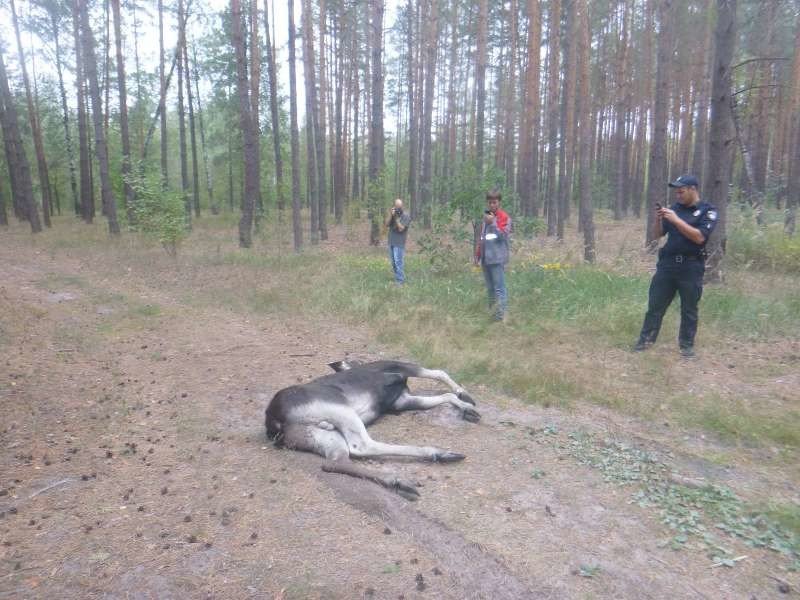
[728,222,800,274]
[672,394,800,448]
[561,430,800,569]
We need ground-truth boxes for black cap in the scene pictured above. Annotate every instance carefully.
[668,174,699,188]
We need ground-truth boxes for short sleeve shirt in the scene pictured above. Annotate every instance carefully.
[660,200,718,258]
[388,213,412,248]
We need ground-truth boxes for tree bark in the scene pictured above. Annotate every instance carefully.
[613,0,630,221]
[367,0,384,245]
[79,0,120,234]
[158,0,168,184]
[11,0,52,228]
[50,8,80,217]
[263,0,286,214]
[645,0,674,248]
[0,47,41,232]
[231,0,258,247]
[544,0,561,236]
[184,38,201,218]
[288,0,303,250]
[317,0,328,239]
[72,0,94,222]
[475,0,488,173]
[557,0,577,237]
[192,46,216,214]
[302,0,320,243]
[704,0,737,282]
[419,0,438,229]
[785,12,800,235]
[111,0,135,224]
[576,0,595,262]
[518,0,541,218]
[177,0,191,226]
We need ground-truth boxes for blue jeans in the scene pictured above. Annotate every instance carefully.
[482,263,507,319]
[389,245,406,283]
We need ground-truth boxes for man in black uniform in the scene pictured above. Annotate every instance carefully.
[633,174,718,358]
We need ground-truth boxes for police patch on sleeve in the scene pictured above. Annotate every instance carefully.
[708,210,717,220]
[693,209,701,217]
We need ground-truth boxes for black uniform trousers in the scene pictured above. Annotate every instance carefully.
[638,256,705,349]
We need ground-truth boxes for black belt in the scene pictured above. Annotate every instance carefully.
[662,254,702,263]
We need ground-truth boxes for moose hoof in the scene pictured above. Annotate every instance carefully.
[392,479,421,501]
[457,391,476,406]
[434,451,465,463]
[462,407,481,423]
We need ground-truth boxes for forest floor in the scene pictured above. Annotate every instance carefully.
[1,216,799,599]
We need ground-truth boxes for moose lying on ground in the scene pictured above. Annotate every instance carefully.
[265,359,480,500]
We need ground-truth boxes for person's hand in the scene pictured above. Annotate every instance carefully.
[658,207,677,223]
[483,212,495,224]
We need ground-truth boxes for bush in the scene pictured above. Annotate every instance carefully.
[727,222,800,273]
[127,172,188,256]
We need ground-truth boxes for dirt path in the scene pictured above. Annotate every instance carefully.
[0,237,797,599]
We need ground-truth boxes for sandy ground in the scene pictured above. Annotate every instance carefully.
[1,223,798,599]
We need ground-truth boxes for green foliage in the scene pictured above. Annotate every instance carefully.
[728,221,800,274]
[562,430,800,569]
[446,161,515,220]
[126,171,187,255]
[514,216,546,238]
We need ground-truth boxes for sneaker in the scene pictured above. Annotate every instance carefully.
[680,346,696,359]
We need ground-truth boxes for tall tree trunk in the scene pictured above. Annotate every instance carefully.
[502,0,518,192]
[576,0,594,262]
[158,0,168,184]
[264,0,286,213]
[545,0,561,236]
[51,9,80,217]
[183,39,200,218]
[332,9,345,224]
[11,0,51,228]
[0,182,7,226]
[405,0,418,218]
[317,0,329,239]
[557,0,577,237]
[231,0,258,247]
[72,0,93,222]
[352,57,361,201]
[192,46,216,214]
[177,0,191,226]
[645,0,674,248]
[475,0,488,173]
[367,0,384,245]
[518,0,541,218]
[302,0,320,243]
[0,47,41,232]
[613,0,630,221]
[704,0,736,282]
[288,0,303,250]
[419,0,438,229]
[111,0,135,224]
[249,0,263,224]
[784,12,800,235]
[692,0,713,186]
[79,0,120,234]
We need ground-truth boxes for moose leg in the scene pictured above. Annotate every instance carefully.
[321,460,420,501]
[314,404,465,463]
[280,425,420,500]
[392,391,481,423]
[407,367,476,406]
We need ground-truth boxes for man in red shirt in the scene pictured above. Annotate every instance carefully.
[474,191,511,321]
